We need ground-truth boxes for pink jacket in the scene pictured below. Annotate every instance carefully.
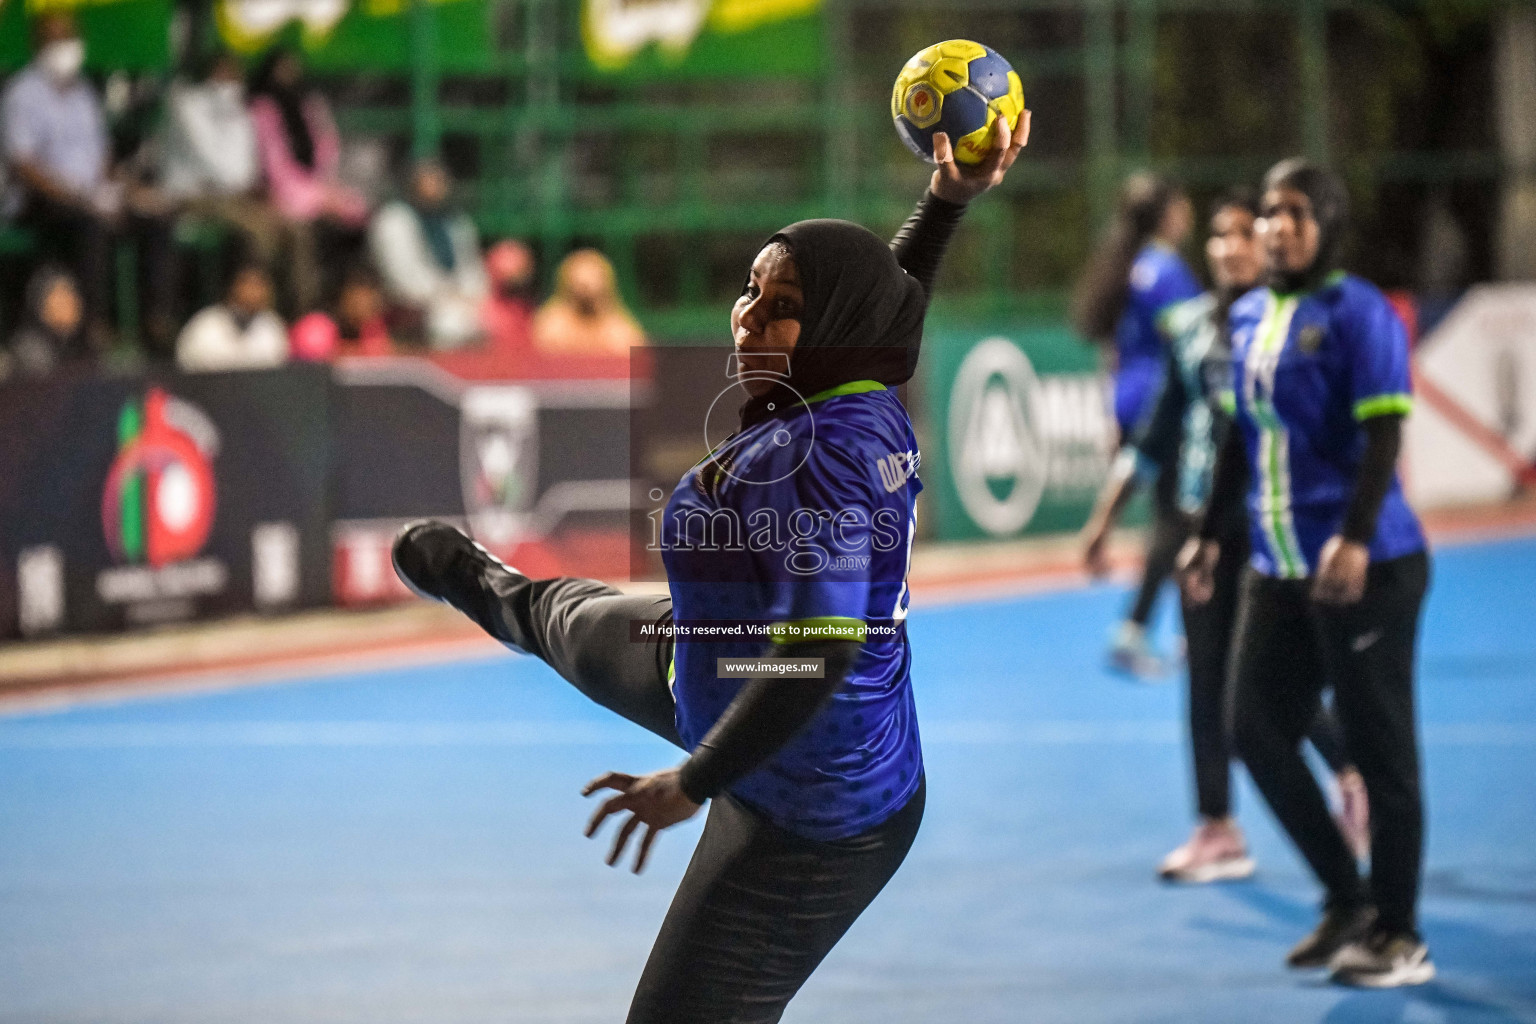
[250,94,367,225]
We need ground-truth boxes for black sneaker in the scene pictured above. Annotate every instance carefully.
[1330,928,1435,987]
[1286,904,1377,969]
[392,520,516,607]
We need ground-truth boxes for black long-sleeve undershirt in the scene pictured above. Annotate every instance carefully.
[889,189,967,297]
[677,641,860,804]
[1341,414,1403,544]
[675,192,965,804]
[1199,425,1246,542]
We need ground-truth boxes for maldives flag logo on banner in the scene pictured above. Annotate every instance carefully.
[101,388,219,567]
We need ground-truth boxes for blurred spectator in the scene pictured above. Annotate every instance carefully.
[248,46,367,311]
[176,262,288,372]
[369,160,487,349]
[160,52,295,293]
[3,11,179,353]
[6,265,89,377]
[480,238,537,355]
[334,267,393,356]
[288,268,393,361]
[533,249,644,357]
[486,238,536,310]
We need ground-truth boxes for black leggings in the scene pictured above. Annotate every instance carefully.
[1128,463,1187,627]
[1181,528,1351,821]
[1230,552,1430,933]
[450,566,924,1023]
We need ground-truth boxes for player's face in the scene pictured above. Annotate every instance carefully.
[1206,206,1262,291]
[230,268,273,313]
[1258,186,1321,276]
[732,244,803,398]
[1160,195,1194,245]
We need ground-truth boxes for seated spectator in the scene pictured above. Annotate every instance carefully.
[369,161,487,349]
[533,249,645,357]
[176,263,288,372]
[288,267,393,361]
[160,51,298,306]
[248,46,368,311]
[486,239,536,312]
[3,12,179,354]
[335,267,394,356]
[480,238,537,357]
[6,265,89,377]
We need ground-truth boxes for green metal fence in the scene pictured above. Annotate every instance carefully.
[328,0,1509,339]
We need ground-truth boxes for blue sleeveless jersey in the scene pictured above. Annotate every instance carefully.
[659,382,922,841]
[1226,275,1425,578]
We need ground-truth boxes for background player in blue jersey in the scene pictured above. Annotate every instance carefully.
[1072,173,1203,676]
[1080,188,1364,884]
[1180,159,1433,988]
[389,114,1030,1023]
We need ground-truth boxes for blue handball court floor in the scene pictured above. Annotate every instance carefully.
[2,537,1534,1024]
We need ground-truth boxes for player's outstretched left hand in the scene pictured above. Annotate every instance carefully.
[583,767,702,873]
[930,108,1031,205]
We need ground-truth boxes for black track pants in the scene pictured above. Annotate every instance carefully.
[447,563,924,1022]
[1229,552,1430,933]
[1180,532,1352,820]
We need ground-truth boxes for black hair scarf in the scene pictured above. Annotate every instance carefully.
[1263,158,1348,294]
[251,47,315,170]
[737,219,926,431]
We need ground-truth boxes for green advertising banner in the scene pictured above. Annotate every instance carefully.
[921,322,1116,541]
[580,0,823,78]
[0,0,171,73]
[216,0,492,73]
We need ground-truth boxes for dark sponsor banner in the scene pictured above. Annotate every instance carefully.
[329,362,634,604]
[0,366,331,639]
[332,369,632,525]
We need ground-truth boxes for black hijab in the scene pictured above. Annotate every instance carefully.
[251,47,315,170]
[737,219,926,430]
[8,265,88,376]
[1263,158,1348,294]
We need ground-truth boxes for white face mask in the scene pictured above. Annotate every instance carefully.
[211,80,244,107]
[40,38,85,83]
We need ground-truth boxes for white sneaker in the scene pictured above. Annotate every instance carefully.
[1330,929,1436,988]
[1157,819,1256,883]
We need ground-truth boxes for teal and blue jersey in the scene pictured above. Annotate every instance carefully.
[659,381,922,841]
[1226,274,1425,578]
[1126,292,1229,516]
[1114,243,1202,434]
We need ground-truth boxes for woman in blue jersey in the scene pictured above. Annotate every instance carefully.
[1072,173,1202,676]
[1081,189,1365,884]
[390,116,1029,1023]
[1180,159,1433,988]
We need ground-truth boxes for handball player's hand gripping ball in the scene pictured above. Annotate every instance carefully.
[892,40,1026,166]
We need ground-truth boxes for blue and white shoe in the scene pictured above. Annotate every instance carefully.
[1107,621,1170,681]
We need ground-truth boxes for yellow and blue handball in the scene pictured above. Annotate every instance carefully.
[891,40,1024,165]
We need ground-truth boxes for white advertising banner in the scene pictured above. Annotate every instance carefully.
[1405,285,1536,509]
